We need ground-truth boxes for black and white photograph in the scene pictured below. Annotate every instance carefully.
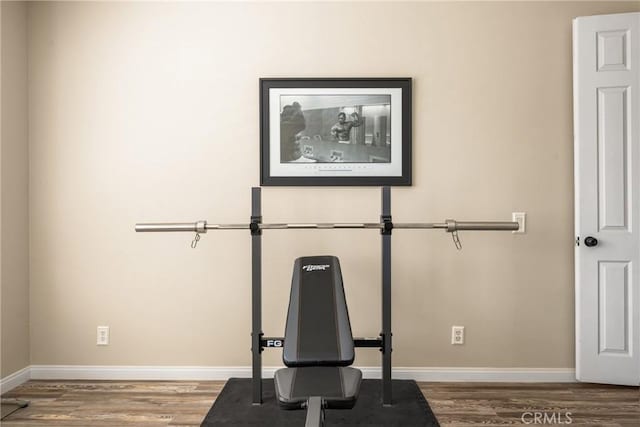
[260,78,412,186]
[279,94,391,164]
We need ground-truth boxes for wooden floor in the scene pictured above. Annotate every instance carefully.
[1,380,638,426]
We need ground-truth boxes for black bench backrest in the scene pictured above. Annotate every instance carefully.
[283,256,355,367]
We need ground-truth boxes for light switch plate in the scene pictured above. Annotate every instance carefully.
[512,212,526,233]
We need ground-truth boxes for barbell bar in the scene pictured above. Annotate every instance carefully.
[134,220,519,233]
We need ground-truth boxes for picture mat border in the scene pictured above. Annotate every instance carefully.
[269,88,401,175]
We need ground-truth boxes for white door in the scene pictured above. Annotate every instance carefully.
[574,12,640,386]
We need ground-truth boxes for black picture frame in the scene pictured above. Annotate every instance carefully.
[260,78,412,186]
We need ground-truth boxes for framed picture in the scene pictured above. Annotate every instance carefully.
[260,78,412,186]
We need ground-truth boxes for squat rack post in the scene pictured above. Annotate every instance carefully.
[381,187,393,406]
[251,187,262,405]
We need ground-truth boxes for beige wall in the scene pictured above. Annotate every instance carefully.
[27,1,640,370]
[1,1,30,378]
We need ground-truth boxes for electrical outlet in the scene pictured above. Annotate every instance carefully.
[451,326,464,345]
[97,326,109,345]
[512,212,526,233]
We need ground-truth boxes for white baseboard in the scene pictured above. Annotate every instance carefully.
[389,367,576,382]
[25,365,576,383]
[29,365,257,381]
[0,366,31,394]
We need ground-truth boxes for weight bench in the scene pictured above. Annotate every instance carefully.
[274,256,362,427]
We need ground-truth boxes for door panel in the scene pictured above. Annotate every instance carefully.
[598,261,630,354]
[597,86,630,231]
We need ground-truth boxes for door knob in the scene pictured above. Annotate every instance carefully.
[584,236,598,247]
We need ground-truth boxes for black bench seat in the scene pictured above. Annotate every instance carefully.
[274,256,362,425]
